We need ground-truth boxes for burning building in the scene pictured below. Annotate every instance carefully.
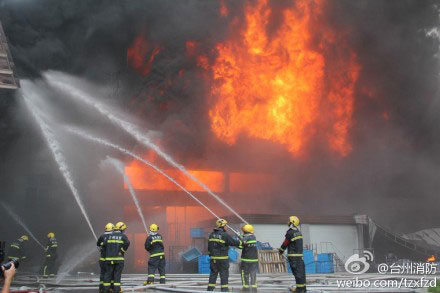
[1,0,440,280]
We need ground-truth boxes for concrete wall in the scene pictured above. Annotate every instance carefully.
[253,223,359,262]
[305,224,359,261]
[252,224,291,249]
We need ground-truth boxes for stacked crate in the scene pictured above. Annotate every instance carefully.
[258,249,287,273]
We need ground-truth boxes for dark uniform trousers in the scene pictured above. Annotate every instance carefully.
[241,262,258,291]
[42,254,57,276]
[208,258,229,292]
[103,261,124,293]
[99,260,105,291]
[147,255,166,284]
[288,256,306,292]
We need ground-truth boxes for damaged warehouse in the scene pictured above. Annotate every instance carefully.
[1,0,440,292]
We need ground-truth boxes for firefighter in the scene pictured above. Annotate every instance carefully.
[8,235,29,262]
[102,221,130,293]
[207,219,241,292]
[238,224,258,291]
[278,216,306,292]
[42,232,58,277]
[143,224,166,285]
[97,223,114,292]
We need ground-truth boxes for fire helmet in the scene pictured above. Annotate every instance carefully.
[115,222,127,231]
[105,223,114,232]
[20,235,29,241]
[47,232,55,239]
[216,219,228,228]
[149,224,159,232]
[242,224,254,234]
[288,216,300,227]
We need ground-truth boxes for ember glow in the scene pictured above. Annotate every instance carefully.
[127,35,161,76]
[207,0,360,156]
[124,153,276,193]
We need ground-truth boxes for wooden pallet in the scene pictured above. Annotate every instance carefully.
[258,249,287,273]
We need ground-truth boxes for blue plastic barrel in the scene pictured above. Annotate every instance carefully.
[229,247,239,263]
[287,250,316,273]
[316,253,334,273]
[198,255,210,274]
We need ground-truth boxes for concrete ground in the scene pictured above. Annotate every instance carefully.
[9,273,435,292]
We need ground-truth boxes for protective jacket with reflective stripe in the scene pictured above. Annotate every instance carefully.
[97,232,113,260]
[280,227,303,256]
[239,233,258,262]
[8,239,26,259]
[145,233,164,257]
[208,227,241,259]
[103,231,130,262]
[45,238,58,257]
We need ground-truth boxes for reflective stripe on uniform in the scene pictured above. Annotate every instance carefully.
[209,238,225,243]
[160,276,166,278]
[251,284,258,288]
[51,245,58,247]
[208,284,216,287]
[114,283,121,286]
[245,240,257,244]
[10,244,20,249]
[288,253,303,257]
[99,257,105,261]
[108,240,124,243]
[221,284,229,288]
[296,284,306,287]
[291,236,303,241]
[121,248,126,252]
[150,252,165,257]
[211,256,228,260]
[7,256,19,259]
[241,258,258,262]
[241,270,246,286]
[151,239,163,243]
[148,274,155,277]
[103,283,111,286]
[106,257,124,260]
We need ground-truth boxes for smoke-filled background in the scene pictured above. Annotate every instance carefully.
[1,0,440,264]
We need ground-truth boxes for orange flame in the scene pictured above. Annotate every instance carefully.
[125,164,225,193]
[207,0,360,156]
[127,35,161,76]
[124,150,275,193]
[219,0,229,17]
[427,255,436,262]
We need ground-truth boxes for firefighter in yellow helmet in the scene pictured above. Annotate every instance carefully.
[238,224,258,291]
[207,219,241,292]
[97,223,114,291]
[42,232,58,277]
[278,216,306,292]
[144,224,166,285]
[102,222,130,293]
[7,235,29,262]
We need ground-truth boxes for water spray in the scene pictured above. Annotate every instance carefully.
[65,127,241,236]
[0,202,45,250]
[106,157,148,232]
[45,73,248,225]
[21,91,97,240]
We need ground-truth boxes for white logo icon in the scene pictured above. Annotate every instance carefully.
[345,250,374,274]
